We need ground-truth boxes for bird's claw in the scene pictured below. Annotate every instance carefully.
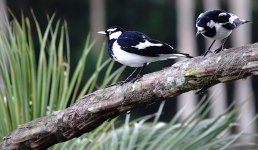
[123,75,142,84]
[106,75,143,87]
[214,47,223,54]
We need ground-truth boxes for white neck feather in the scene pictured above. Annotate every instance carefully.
[109,31,122,40]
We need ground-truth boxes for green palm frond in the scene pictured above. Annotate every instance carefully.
[0,13,257,150]
[52,101,257,150]
[0,14,124,139]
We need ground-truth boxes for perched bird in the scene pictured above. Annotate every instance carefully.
[98,26,192,83]
[196,9,250,56]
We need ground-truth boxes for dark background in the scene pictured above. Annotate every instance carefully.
[6,0,258,121]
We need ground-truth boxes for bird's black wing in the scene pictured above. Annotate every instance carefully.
[117,31,179,57]
[196,9,237,30]
[196,9,226,26]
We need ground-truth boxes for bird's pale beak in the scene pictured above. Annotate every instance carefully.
[98,31,106,34]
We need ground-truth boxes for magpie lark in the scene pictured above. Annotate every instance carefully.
[98,26,192,83]
[196,9,250,56]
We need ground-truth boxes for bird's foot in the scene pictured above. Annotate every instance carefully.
[106,82,120,87]
[106,80,130,87]
[116,79,133,86]
[106,75,143,87]
[136,74,143,80]
[214,47,223,54]
[123,75,142,84]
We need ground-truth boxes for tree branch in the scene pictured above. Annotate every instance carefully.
[1,43,258,149]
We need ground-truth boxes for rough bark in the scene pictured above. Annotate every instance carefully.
[1,43,258,149]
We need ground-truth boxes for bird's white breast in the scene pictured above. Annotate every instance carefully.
[214,25,232,40]
[205,20,232,40]
[112,41,159,67]
[109,31,122,40]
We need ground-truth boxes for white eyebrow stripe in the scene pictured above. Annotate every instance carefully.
[107,28,117,32]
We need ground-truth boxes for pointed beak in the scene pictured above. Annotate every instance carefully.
[98,31,106,34]
[242,20,252,24]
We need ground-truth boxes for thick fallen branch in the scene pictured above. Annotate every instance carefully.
[1,43,258,149]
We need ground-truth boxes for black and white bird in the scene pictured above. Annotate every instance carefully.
[98,26,192,83]
[196,9,250,56]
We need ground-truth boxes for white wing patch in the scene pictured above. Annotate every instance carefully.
[132,40,163,49]
[107,28,117,32]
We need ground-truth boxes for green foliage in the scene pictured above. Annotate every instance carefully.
[0,14,124,139]
[51,101,258,150]
[0,14,257,150]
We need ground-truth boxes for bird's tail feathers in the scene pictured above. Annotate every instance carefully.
[164,44,193,58]
[172,52,193,58]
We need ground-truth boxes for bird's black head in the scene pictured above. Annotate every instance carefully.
[196,9,227,36]
[98,26,125,40]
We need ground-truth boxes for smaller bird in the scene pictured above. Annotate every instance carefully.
[196,9,250,56]
[98,26,192,83]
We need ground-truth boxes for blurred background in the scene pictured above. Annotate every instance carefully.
[3,0,258,142]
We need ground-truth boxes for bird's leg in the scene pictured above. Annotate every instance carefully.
[124,67,139,82]
[108,67,138,87]
[125,63,147,83]
[136,63,147,79]
[109,64,146,86]
[214,38,228,54]
[203,40,216,56]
